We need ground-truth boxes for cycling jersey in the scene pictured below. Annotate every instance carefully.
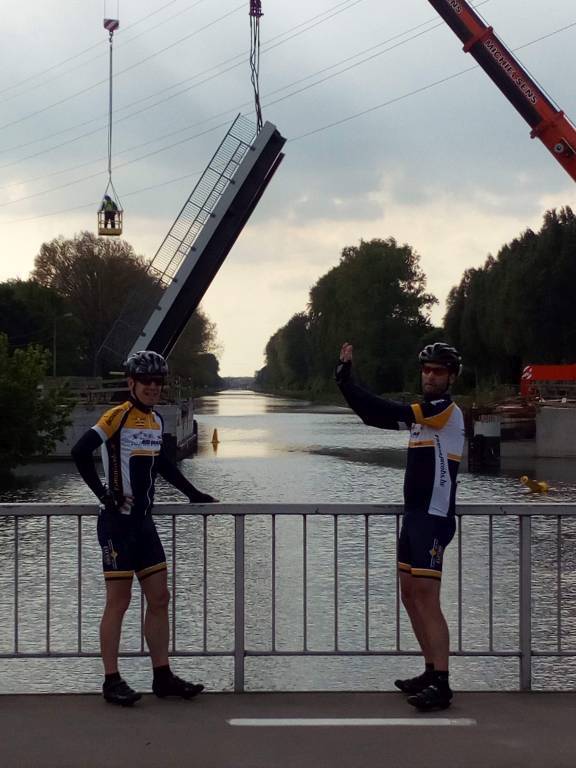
[336,361,464,518]
[72,398,212,517]
[94,400,163,516]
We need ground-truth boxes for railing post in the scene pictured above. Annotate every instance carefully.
[519,514,532,691]
[234,514,246,693]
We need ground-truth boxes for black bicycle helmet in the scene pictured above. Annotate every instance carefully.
[418,343,462,375]
[124,350,168,378]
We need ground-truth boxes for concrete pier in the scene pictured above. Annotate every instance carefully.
[537,407,576,457]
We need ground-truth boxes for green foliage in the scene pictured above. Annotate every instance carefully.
[187,353,222,389]
[0,280,84,375]
[168,309,222,390]
[0,334,74,476]
[0,280,57,346]
[444,207,576,387]
[257,238,437,394]
[26,231,221,379]
[32,231,159,374]
[257,313,311,391]
[170,310,219,373]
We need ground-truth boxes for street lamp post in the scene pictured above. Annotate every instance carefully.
[53,313,73,377]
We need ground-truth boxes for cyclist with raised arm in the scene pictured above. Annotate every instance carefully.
[336,342,464,711]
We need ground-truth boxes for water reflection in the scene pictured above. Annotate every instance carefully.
[5,390,576,505]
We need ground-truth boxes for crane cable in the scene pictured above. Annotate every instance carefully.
[249,1,263,132]
[104,15,122,207]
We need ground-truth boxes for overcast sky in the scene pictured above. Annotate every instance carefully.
[1,0,575,375]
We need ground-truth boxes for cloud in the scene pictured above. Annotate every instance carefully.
[1,0,575,375]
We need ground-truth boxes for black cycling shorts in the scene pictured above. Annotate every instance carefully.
[97,512,167,582]
[397,512,456,580]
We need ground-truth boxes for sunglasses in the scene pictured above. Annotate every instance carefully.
[421,364,449,376]
[135,375,165,386]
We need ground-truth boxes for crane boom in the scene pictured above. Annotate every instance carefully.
[427,0,576,182]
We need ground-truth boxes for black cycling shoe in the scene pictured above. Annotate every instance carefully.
[152,673,205,699]
[407,684,453,711]
[103,678,142,707]
[394,672,432,695]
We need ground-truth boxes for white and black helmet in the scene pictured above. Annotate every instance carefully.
[418,343,462,375]
[124,350,169,378]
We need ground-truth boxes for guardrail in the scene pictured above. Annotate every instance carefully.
[1,503,575,693]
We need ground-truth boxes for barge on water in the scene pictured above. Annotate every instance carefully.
[49,378,197,462]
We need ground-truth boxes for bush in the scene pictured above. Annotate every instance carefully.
[0,334,74,477]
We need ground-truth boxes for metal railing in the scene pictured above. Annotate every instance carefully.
[1,503,576,693]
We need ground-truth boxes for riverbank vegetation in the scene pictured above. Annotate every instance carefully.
[256,208,576,398]
[0,233,223,477]
[0,334,73,477]
[445,207,576,388]
[0,231,222,387]
[255,237,440,397]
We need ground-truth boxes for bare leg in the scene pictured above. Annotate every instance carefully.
[399,571,433,662]
[410,577,449,670]
[100,579,133,674]
[140,569,170,667]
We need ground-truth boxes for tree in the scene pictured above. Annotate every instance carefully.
[169,309,219,374]
[32,232,159,374]
[0,334,74,478]
[259,238,437,394]
[168,308,222,389]
[307,238,437,392]
[443,207,576,387]
[0,280,85,374]
[257,313,311,391]
[185,353,222,389]
[31,232,222,379]
[0,283,42,366]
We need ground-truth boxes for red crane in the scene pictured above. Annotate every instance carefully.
[427,0,576,182]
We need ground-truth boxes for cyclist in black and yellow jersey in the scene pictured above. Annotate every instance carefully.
[336,342,464,712]
[72,350,217,706]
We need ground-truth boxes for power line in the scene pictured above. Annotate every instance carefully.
[0,0,185,101]
[291,21,576,141]
[3,168,204,225]
[5,5,572,208]
[0,0,216,103]
[0,1,496,184]
[0,0,367,158]
[4,19,573,225]
[264,24,447,112]
[0,121,229,207]
[0,125,105,172]
[1,0,430,181]
[0,2,245,134]
[0,5,441,186]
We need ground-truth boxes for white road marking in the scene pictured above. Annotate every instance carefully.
[227,718,477,727]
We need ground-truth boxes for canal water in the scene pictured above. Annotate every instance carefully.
[1,391,576,693]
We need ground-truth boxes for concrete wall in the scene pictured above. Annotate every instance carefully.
[536,407,576,457]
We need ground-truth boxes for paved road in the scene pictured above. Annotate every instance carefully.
[1,692,574,768]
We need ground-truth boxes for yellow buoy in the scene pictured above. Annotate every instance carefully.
[211,428,220,446]
[520,475,549,493]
